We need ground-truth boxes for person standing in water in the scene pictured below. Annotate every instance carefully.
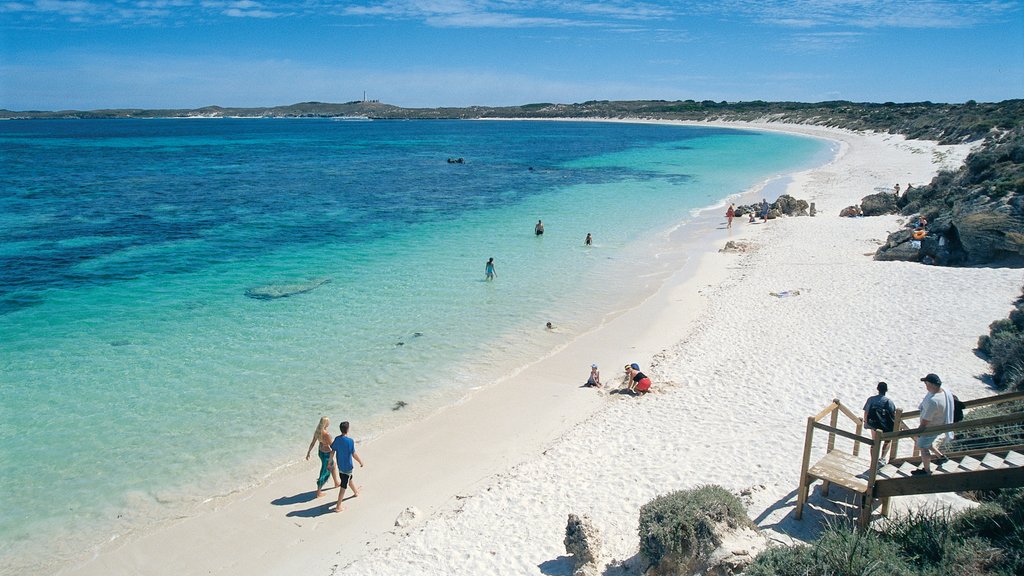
[535,220,544,236]
[331,421,364,512]
[485,257,496,280]
[584,233,592,246]
[305,416,340,497]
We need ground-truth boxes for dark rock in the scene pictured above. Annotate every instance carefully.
[774,194,809,216]
[860,192,900,216]
[839,205,862,217]
[565,514,602,576]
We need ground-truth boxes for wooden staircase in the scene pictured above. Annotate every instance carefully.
[795,390,1024,528]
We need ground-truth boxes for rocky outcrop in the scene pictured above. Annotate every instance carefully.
[839,205,863,218]
[734,195,810,220]
[564,514,602,576]
[720,240,754,253]
[860,192,900,216]
[876,125,1024,266]
[774,194,809,216]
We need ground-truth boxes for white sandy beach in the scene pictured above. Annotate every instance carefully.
[59,123,1024,576]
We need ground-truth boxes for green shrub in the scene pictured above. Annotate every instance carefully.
[958,489,1024,575]
[743,543,817,576]
[637,484,752,569]
[977,289,1024,391]
[745,525,915,576]
[881,509,956,567]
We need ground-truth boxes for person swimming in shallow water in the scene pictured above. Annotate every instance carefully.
[584,233,592,246]
[535,220,544,236]
[485,257,496,280]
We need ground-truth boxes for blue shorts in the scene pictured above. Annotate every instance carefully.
[916,435,938,450]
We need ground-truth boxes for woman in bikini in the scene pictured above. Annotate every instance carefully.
[305,416,340,497]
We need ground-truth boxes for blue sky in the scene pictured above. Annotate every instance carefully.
[1,1,1022,110]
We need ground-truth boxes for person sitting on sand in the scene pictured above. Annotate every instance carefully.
[585,364,601,387]
[305,416,340,497]
[330,421,364,512]
[626,363,652,395]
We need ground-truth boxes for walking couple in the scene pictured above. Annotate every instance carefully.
[306,417,365,512]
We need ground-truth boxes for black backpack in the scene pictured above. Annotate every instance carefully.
[953,395,965,423]
[867,402,895,433]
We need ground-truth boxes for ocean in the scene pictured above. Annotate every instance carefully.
[0,118,831,573]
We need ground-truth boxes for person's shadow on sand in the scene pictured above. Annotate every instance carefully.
[286,495,358,518]
[271,490,319,506]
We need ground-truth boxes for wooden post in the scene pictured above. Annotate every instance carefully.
[859,436,882,529]
[795,416,816,520]
[827,402,839,454]
[890,408,904,462]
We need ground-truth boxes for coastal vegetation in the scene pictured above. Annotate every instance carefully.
[637,485,753,572]
[875,124,1024,265]
[978,287,1024,392]
[744,488,1024,576]
[3,99,1022,145]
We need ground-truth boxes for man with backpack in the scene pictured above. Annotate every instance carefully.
[913,373,955,476]
[863,381,896,465]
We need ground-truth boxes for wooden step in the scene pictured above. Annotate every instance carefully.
[1003,450,1024,467]
[956,455,983,472]
[981,453,1008,470]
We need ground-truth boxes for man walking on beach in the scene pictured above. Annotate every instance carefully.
[913,373,951,475]
[330,421,364,512]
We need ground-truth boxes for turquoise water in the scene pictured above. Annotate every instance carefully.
[0,119,830,573]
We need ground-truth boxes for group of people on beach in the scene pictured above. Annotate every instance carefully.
[305,417,364,512]
[583,362,652,395]
[862,372,959,476]
[724,199,771,228]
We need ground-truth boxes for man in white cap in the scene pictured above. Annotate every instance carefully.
[913,373,952,475]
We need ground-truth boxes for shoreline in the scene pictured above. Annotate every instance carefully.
[58,121,1021,576]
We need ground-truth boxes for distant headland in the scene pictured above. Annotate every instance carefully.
[3,99,1022,145]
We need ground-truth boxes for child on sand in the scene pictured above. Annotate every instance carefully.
[585,364,600,387]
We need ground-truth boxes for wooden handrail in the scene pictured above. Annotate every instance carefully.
[812,400,840,422]
[880,411,1024,441]
[899,390,1024,420]
[812,422,874,445]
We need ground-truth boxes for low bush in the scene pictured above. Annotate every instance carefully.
[637,484,752,569]
[746,494,1024,576]
[745,524,914,576]
[977,288,1024,392]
